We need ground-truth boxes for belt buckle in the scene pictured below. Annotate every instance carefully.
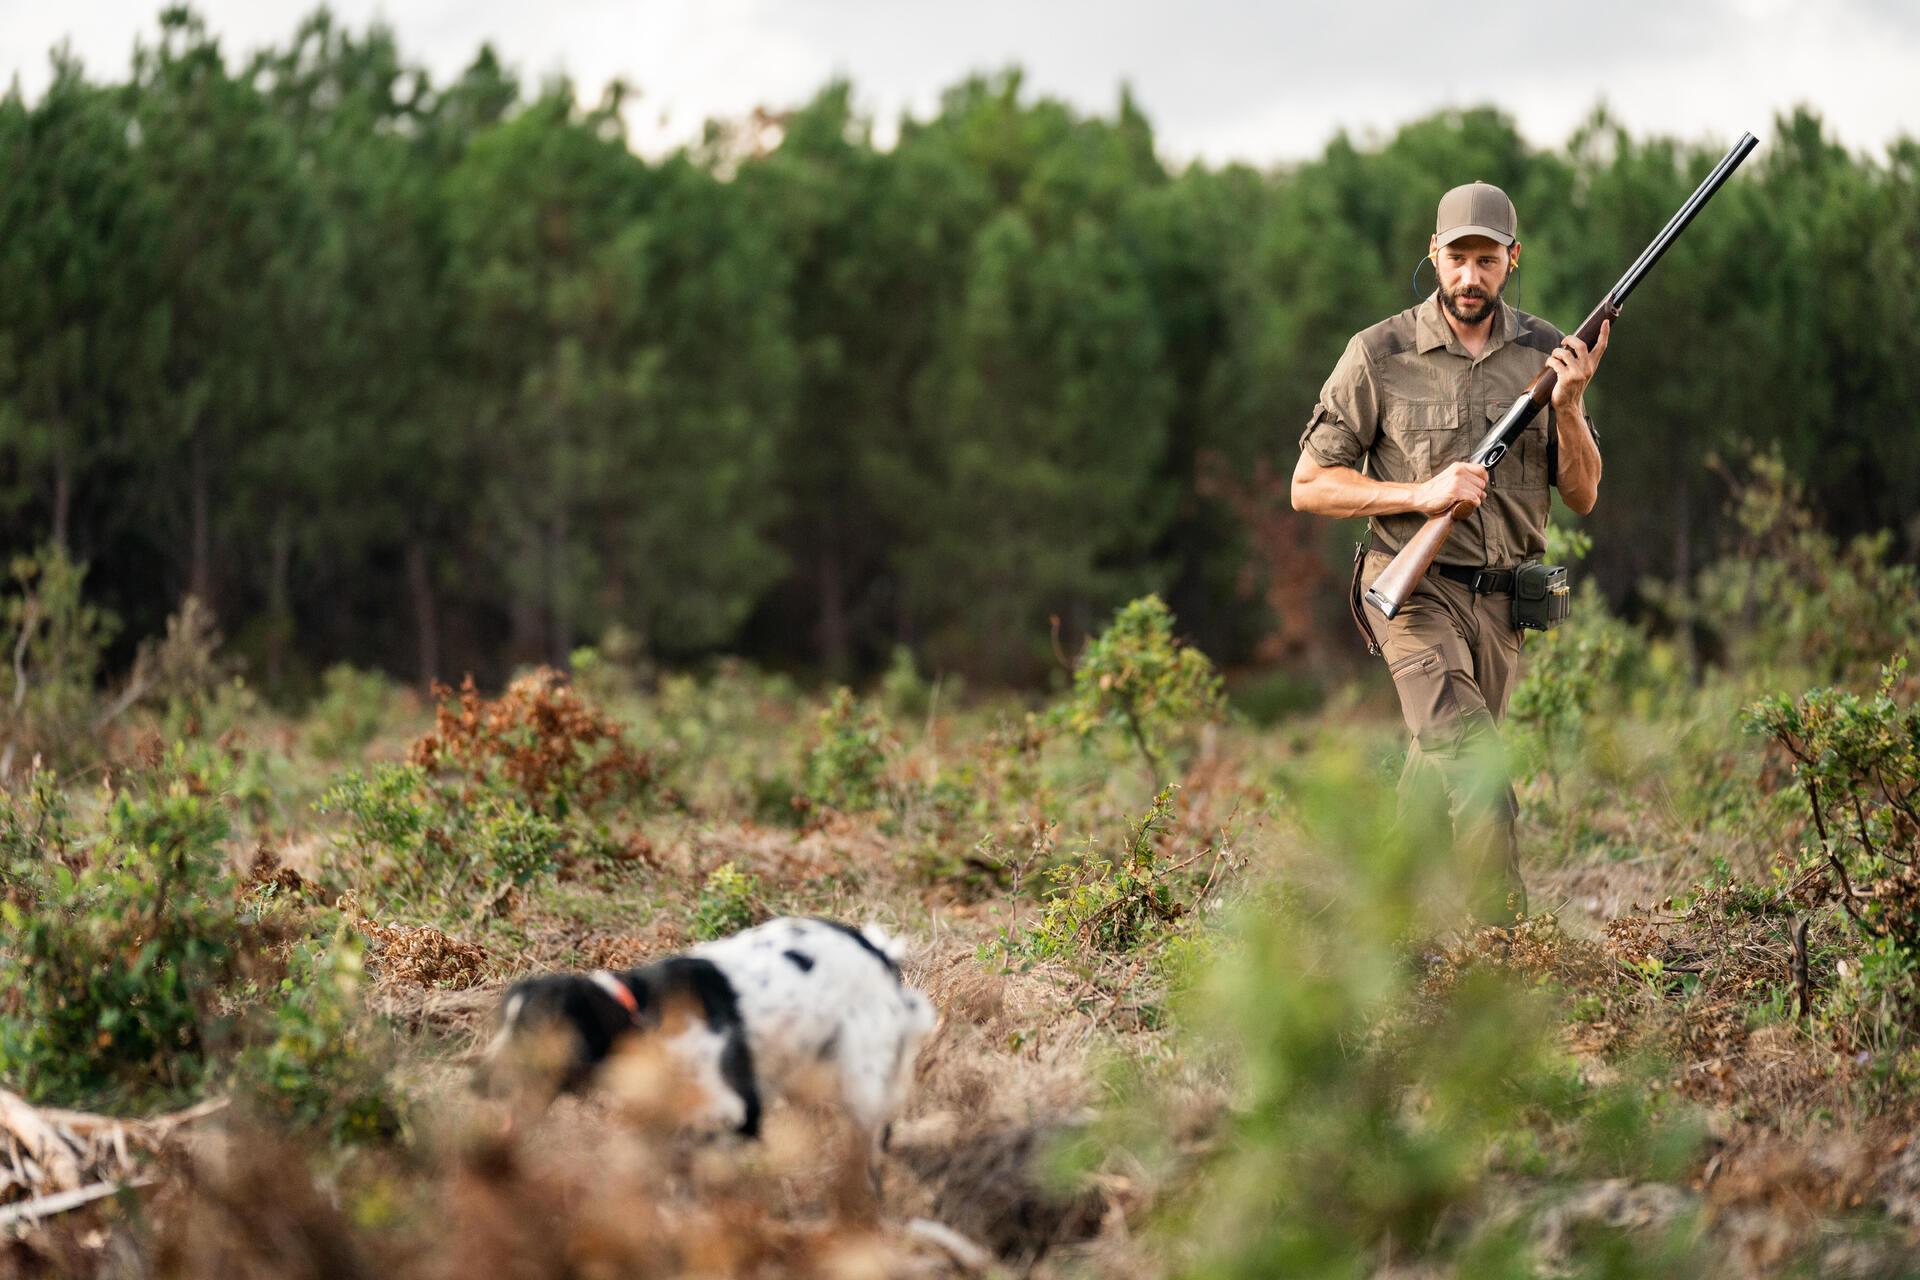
[1471,568,1497,594]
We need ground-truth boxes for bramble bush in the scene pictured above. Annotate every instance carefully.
[0,745,246,1106]
[234,929,404,1145]
[409,668,656,820]
[1746,658,1920,1065]
[690,861,763,940]
[1056,594,1224,785]
[317,763,564,923]
[804,686,894,813]
[0,544,117,778]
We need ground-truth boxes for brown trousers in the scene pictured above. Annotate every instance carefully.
[1360,549,1526,923]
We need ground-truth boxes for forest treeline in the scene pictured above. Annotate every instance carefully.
[3,8,1917,690]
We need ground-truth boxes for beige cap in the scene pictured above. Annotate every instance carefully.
[1435,181,1516,246]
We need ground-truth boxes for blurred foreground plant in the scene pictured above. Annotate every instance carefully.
[1134,751,1704,1276]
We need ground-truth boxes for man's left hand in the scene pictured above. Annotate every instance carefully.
[1547,319,1609,412]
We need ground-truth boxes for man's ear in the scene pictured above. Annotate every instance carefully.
[1428,233,1440,263]
[1509,242,1522,270]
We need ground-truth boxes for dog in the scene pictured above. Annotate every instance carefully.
[481,918,937,1157]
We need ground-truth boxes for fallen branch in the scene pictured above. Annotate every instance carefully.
[0,1177,154,1228]
[0,1089,83,1192]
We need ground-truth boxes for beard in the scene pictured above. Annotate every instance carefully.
[1438,267,1510,325]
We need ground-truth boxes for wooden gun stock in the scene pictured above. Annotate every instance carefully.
[1362,503,1464,619]
[1360,130,1758,621]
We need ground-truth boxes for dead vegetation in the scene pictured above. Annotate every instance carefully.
[10,589,1920,1277]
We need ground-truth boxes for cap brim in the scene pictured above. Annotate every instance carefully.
[1436,224,1515,247]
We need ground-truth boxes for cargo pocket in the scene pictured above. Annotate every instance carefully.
[1387,643,1462,749]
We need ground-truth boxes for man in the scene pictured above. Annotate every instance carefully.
[1290,181,1605,922]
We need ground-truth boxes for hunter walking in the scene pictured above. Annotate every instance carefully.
[1290,181,1606,922]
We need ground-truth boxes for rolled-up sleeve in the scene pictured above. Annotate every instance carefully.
[1297,334,1379,471]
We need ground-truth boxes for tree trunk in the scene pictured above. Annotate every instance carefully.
[1672,465,1691,587]
[509,539,543,670]
[266,507,292,687]
[1673,464,1697,678]
[50,437,71,552]
[548,511,572,667]
[817,541,848,680]
[406,537,439,692]
[190,433,212,608]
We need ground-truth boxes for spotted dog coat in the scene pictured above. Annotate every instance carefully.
[483,918,936,1149]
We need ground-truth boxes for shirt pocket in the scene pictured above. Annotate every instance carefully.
[1485,398,1550,491]
[1384,400,1465,477]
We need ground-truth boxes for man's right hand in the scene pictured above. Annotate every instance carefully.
[1417,461,1489,515]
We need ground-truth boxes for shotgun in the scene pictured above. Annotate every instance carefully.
[1363,130,1760,620]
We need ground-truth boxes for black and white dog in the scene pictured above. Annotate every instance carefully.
[481,918,936,1154]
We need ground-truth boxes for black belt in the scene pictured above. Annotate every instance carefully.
[1432,563,1515,595]
[1367,532,1513,595]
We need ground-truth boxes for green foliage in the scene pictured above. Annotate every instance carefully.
[880,645,947,721]
[0,544,118,774]
[689,861,762,941]
[1228,669,1325,727]
[1058,595,1224,783]
[0,763,77,904]
[1153,754,1703,1276]
[1746,659,1920,1053]
[1509,582,1649,793]
[317,762,564,922]
[1651,453,1920,684]
[234,930,403,1145]
[0,746,245,1107]
[305,663,398,760]
[804,687,894,812]
[1003,786,1189,964]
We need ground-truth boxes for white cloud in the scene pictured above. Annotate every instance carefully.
[1,0,1914,164]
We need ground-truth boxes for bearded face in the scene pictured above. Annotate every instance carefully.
[1437,261,1510,325]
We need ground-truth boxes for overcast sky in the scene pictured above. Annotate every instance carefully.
[3,0,1916,166]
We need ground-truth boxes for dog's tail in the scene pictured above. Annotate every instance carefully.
[859,922,911,969]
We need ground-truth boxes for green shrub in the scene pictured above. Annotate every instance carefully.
[1007,787,1189,964]
[0,746,246,1107]
[1057,594,1224,784]
[0,762,78,906]
[1651,452,1920,684]
[234,929,403,1145]
[690,861,762,940]
[305,663,398,760]
[1509,581,1649,796]
[0,544,117,776]
[1746,658,1920,1056]
[1140,753,1703,1276]
[317,762,564,922]
[804,687,893,812]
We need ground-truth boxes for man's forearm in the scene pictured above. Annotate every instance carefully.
[1291,459,1426,519]
[1554,402,1602,515]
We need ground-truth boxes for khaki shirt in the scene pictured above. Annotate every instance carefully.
[1299,295,1597,568]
